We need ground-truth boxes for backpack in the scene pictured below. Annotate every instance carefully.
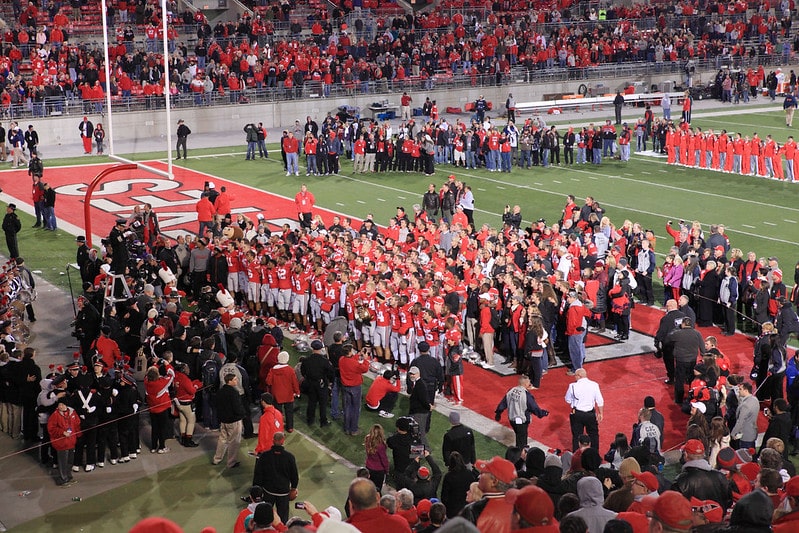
[489,309,502,330]
[201,357,221,392]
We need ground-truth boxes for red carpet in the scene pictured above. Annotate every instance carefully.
[461,304,763,453]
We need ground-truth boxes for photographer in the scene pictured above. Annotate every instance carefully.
[107,218,131,275]
[339,344,370,436]
[365,367,401,418]
[407,366,431,445]
[396,449,442,503]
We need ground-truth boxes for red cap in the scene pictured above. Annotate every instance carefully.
[416,499,432,515]
[651,491,692,531]
[631,471,659,492]
[446,329,462,344]
[153,326,166,336]
[417,466,430,479]
[714,245,724,252]
[626,494,658,515]
[267,317,277,326]
[615,512,649,533]
[474,456,517,484]
[689,497,723,523]
[739,462,761,482]
[682,439,705,455]
[506,485,556,527]
[784,475,799,497]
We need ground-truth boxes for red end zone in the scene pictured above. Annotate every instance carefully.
[3,162,348,241]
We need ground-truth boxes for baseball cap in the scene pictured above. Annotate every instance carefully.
[76,235,86,243]
[714,245,724,252]
[651,491,692,532]
[446,330,462,344]
[631,471,658,492]
[690,401,707,414]
[408,366,420,376]
[417,466,430,479]
[739,461,761,482]
[615,512,649,533]
[682,439,705,455]
[785,476,799,497]
[506,485,555,527]
[416,499,432,515]
[689,497,723,523]
[474,456,517,485]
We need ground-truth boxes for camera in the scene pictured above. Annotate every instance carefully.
[294,502,305,510]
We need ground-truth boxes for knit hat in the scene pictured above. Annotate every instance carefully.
[277,351,290,364]
[784,476,799,497]
[229,317,242,329]
[716,447,740,470]
[651,491,692,532]
[310,340,324,350]
[544,453,562,469]
[643,396,655,408]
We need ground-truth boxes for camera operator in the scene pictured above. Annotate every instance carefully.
[387,416,416,480]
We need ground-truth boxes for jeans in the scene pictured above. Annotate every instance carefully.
[343,385,362,434]
[246,141,256,160]
[567,331,586,370]
[286,152,299,174]
[330,378,342,419]
[43,206,56,230]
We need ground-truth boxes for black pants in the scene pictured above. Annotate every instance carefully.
[22,396,38,440]
[662,346,675,381]
[674,360,695,404]
[240,395,254,437]
[277,401,295,430]
[510,421,529,449]
[564,147,574,164]
[5,232,18,259]
[570,410,598,451]
[149,410,170,451]
[117,414,138,456]
[97,421,119,462]
[306,383,329,425]
[75,425,98,466]
[176,137,187,159]
[265,492,290,524]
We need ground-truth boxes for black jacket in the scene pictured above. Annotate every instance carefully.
[301,353,334,387]
[673,459,733,510]
[668,327,706,363]
[253,445,299,495]
[408,379,430,415]
[442,424,476,465]
[216,384,245,423]
[397,456,442,503]
[655,309,685,345]
[411,354,444,404]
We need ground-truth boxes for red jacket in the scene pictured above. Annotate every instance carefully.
[195,197,216,223]
[174,371,199,402]
[47,406,81,450]
[145,375,174,414]
[265,364,300,403]
[565,302,591,336]
[339,355,369,387]
[254,405,284,454]
[479,304,495,335]
[348,507,412,533]
[365,375,401,408]
[774,511,799,533]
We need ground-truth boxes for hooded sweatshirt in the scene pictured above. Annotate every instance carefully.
[566,477,617,533]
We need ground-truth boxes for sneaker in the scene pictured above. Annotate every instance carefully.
[85,465,95,472]
[286,172,291,176]
[109,459,117,465]
[136,448,141,453]
[120,456,130,463]
[72,466,80,472]
[378,410,395,418]
[129,453,137,459]
[96,462,105,468]
[566,370,576,376]
[157,447,170,454]
[151,449,158,454]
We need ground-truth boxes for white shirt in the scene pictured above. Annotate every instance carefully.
[565,377,604,412]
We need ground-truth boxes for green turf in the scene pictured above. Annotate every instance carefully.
[11,431,352,533]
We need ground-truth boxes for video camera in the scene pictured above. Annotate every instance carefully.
[397,415,424,458]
